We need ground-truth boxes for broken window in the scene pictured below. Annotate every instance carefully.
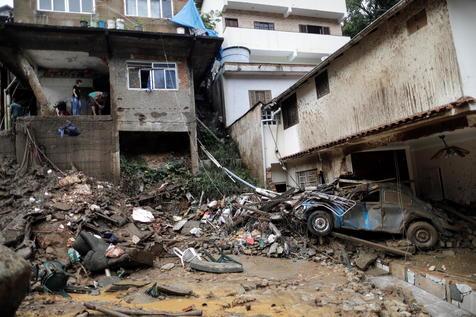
[127,62,178,90]
[38,0,94,13]
[297,169,319,189]
[225,18,239,28]
[281,93,298,129]
[315,70,329,99]
[125,0,173,18]
[362,191,380,203]
[249,90,271,107]
[254,21,275,30]
[407,9,427,34]
[299,25,330,35]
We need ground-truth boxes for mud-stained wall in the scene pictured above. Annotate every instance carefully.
[15,116,119,182]
[283,0,463,158]
[14,0,187,33]
[229,105,264,185]
[108,55,194,133]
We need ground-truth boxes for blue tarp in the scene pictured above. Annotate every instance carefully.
[171,0,218,37]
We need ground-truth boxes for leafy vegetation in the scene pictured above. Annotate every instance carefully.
[343,0,399,38]
[200,10,222,30]
[120,123,256,199]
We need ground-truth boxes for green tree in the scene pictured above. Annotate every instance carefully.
[343,0,399,38]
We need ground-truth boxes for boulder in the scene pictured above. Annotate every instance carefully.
[0,245,31,317]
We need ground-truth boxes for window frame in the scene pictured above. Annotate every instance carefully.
[281,93,298,130]
[224,18,239,28]
[126,61,179,91]
[297,169,319,189]
[315,70,330,99]
[37,0,95,14]
[254,21,275,30]
[124,0,174,19]
[299,24,330,35]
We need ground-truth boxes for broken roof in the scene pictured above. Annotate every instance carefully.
[0,23,223,85]
[271,0,417,105]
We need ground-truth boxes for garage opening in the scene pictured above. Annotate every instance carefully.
[351,149,410,184]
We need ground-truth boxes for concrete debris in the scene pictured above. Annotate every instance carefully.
[354,251,378,271]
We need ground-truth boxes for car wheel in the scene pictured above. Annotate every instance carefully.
[307,210,333,236]
[407,221,439,249]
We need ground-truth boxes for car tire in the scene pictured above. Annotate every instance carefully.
[307,210,333,236]
[407,221,439,249]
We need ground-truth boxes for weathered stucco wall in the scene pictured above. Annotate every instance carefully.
[109,55,194,133]
[222,9,343,36]
[282,0,463,158]
[15,116,119,182]
[0,131,16,159]
[229,105,264,185]
[14,0,187,32]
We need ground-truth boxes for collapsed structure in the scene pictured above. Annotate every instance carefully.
[0,0,222,181]
[229,0,476,208]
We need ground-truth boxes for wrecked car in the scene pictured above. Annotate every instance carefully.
[294,183,455,249]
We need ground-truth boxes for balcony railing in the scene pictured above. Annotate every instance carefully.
[203,0,346,20]
[223,27,350,63]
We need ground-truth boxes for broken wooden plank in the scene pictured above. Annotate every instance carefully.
[114,307,203,316]
[84,303,131,317]
[331,232,412,257]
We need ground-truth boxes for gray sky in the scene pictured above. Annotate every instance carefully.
[0,0,13,7]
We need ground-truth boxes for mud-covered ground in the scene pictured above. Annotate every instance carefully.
[18,256,428,317]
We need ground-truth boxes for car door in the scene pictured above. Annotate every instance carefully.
[381,189,410,233]
[342,189,383,231]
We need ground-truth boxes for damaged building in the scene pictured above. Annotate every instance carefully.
[201,0,350,128]
[0,0,222,181]
[230,0,476,207]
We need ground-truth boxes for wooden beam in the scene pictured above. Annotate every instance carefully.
[331,232,412,257]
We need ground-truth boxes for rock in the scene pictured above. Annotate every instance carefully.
[307,249,317,257]
[355,252,378,270]
[428,265,436,271]
[160,263,175,271]
[181,221,201,235]
[0,245,31,317]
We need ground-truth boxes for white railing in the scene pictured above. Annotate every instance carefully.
[223,27,350,61]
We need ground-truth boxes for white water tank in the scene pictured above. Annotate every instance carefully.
[221,46,250,63]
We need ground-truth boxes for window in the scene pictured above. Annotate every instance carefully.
[125,0,173,18]
[254,21,275,30]
[249,90,271,107]
[299,25,330,35]
[38,0,94,13]
[262,109,278,125]
[127,62,178,90]
[297,169,319,189]
[225,18,238,27]
[315,70,329,99]
[362,191,380,203]
[407,9,427,34]
[281,93,298,129]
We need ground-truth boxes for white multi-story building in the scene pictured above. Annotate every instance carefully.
[201,0,350,127]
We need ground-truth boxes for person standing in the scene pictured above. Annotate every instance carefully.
[71,80,82,115]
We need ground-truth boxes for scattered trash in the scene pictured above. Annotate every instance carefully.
[132,207,155,223]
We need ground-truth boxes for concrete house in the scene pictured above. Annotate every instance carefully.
[231,0,476,206]
[0,0,222,181]
[201,0,350,127]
